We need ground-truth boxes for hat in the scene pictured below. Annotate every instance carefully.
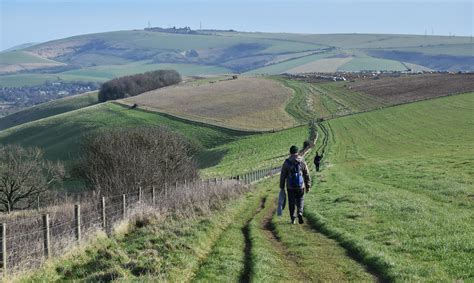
[289,145,299,154]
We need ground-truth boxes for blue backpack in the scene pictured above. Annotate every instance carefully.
[286,159,304,188]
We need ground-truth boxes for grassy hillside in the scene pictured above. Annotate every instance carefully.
[305,93,474,280]
[61,61,232,79]
[0,50,58,64]
[200,125,308,177]
[0,103,247,163]
[0,91,99,131]
[0,50,65,74]
[0,73,105,87]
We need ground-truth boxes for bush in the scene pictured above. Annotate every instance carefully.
[0,145,64,211]
[98,70,181,102]
[76,126,198,195]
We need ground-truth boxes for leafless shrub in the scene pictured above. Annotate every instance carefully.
[75,126,199,196]
[0,145,65,212]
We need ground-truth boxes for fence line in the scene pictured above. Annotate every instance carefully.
[0,165,282,278]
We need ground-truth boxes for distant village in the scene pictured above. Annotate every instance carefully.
[282,70,472,83]
[0,81,99,116]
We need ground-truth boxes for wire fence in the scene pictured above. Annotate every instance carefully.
[0,166,280,278]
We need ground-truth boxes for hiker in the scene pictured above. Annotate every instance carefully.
[279,145,311,224]
[314,151,323,172]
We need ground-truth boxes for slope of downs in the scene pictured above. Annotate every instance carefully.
[306,92,474,281]
[0,91,99,131]
[0,50,65,74]
[123,77,297,131]
[0,103,247,163]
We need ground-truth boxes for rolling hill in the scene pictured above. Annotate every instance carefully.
[0,30,472,88]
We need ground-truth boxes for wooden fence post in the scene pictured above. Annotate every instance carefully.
[101,197,106,230]
[1,223,6,277]
[138,187,142,203]
[152,187,156,206]
[74,205,81,242]
[37,196,40,211]
[122,195,126,219]
[42,214,50,258]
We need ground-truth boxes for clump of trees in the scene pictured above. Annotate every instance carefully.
[76,126,198,196]
[0,145,64,212]
[98,70,181,102]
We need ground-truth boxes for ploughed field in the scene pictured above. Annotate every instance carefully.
[347,73,474,104]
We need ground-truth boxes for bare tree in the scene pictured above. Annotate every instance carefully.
[76,126,198,196]
[0,145,64,212]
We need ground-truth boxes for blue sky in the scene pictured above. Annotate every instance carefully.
[0,0,472,50]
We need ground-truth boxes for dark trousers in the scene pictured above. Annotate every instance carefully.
[315,163,320,171]
[287,188,304,219]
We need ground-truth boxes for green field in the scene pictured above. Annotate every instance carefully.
[304,93,474,280]
[220,32,472,48]
[0,50,59,64]
[61,61,232,79]
[383,43,474,57]
[200,126,308,177]
[0,91,99,131]
[0,73,105,87]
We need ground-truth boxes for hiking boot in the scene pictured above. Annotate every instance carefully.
[291,217,296,224]
[298,214,304,224]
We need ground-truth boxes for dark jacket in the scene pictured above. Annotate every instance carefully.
[280,154,311,190]
[314,154,323,164]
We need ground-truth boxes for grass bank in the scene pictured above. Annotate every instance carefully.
[305,92,474,281]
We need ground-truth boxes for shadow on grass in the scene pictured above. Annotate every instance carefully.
[195,148,228,170]
[303,211,392,283]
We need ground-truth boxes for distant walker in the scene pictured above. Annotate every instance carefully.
[314,151,323,172]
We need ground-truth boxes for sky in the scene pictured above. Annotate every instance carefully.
[0,0,472,51]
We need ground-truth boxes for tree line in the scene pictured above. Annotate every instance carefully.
[98,70,181,102]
